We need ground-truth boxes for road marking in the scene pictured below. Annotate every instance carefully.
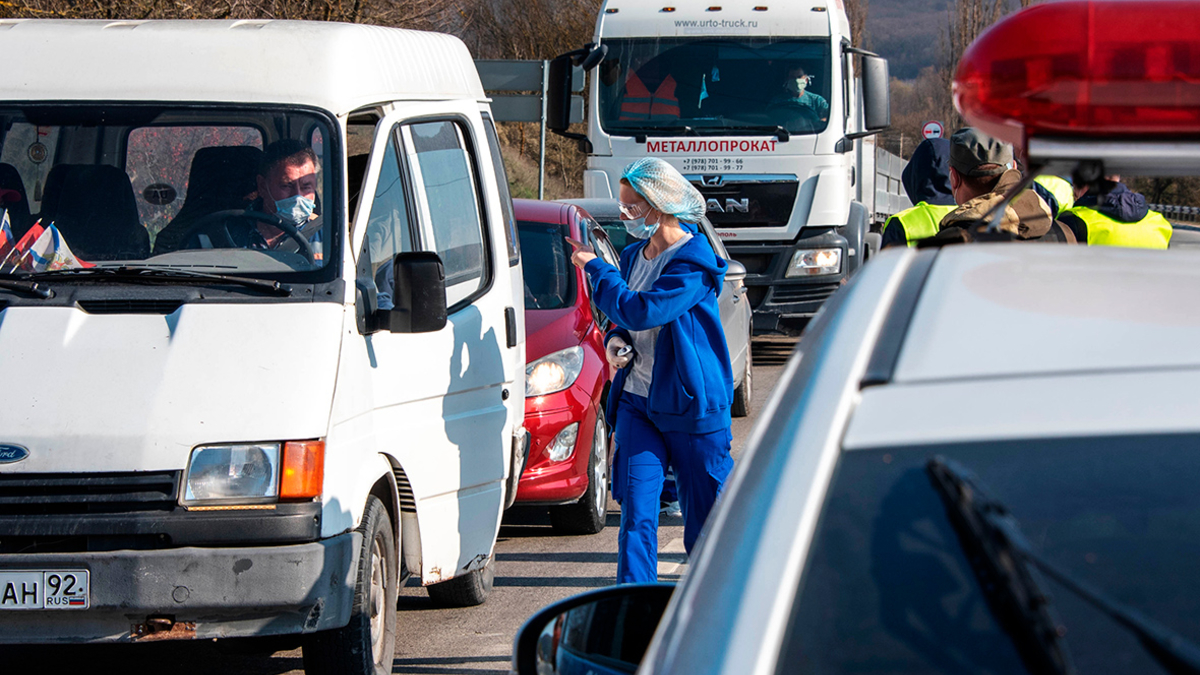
[658,538,687,577]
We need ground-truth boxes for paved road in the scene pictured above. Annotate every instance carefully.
[3,338,798,675]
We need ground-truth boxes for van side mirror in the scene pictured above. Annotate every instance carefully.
[379,252,447,334]
[861,54,890,133]
[512,583,674,675]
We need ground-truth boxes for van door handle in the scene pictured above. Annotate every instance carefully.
[504,307,518,348]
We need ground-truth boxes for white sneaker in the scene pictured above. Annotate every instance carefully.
[660,500,682,518]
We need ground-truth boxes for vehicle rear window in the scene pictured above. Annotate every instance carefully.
[777,434,1200,675]
[518,220,575,310]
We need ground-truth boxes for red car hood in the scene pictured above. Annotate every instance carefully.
[526,307,591,362]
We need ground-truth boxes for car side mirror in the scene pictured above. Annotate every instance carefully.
[726,259,747,284]
[512,583,674,675]
[861,54,890,133]
[379,251,447,334]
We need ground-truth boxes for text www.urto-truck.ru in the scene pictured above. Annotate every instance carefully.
[674,19,759,28]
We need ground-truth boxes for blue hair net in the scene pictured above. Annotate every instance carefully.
[622,157,706,224]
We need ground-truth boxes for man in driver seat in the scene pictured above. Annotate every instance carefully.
[239,139,323,259]
[771,65,829,123]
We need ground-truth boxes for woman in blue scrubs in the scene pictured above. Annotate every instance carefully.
[569,157,735,583]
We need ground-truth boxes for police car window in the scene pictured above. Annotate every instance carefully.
[777,434,1200,675]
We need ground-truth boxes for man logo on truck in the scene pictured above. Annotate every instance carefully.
[707,198,750,214]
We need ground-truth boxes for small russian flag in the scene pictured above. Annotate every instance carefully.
[67,597,86,606]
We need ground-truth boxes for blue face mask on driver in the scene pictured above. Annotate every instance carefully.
[275,195,316,226]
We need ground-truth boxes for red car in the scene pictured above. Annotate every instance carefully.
[513,199,620,534]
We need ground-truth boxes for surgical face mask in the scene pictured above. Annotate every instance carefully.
[275,194,316,226]
[786,75,811,95]
[623,217,660,240]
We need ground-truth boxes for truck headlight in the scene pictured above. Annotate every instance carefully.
[785,248,842,277]
[184,443,280,504]
[547,423,580,462]
[526,346,585,397]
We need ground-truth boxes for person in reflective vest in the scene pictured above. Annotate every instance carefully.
[1059,178,1172,249]
[1032,175,1075,219]
[881,138,957,248]
[619,67,680,121]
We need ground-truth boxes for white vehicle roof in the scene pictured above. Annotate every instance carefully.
[895,245,1200,383]
[595,0,843,40]
[0,19,486,115]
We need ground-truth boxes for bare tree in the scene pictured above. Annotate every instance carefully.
[845,0,869,49]
[0,0,457,29]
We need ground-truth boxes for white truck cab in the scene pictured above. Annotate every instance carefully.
[0,19,526,674]
[549,0,891,335]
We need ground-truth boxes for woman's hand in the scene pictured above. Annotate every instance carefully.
[566,237,597,269]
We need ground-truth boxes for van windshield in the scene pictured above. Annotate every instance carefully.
[0,105,336,278]
[597,38,833,137]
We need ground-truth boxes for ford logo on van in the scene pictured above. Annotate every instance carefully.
[0,444,29,464]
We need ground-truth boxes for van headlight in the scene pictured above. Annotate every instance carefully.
[785,248,842,277]
[184,443,280,504]
[526,346,585,397]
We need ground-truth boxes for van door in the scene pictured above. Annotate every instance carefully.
[350,106,516,583]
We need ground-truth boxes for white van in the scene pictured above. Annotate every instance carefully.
[0,19,526,674]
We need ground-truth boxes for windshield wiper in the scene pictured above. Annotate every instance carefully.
[615,125,696,141]
[0,278,54,299]
[26,266,291,296]
[928,456,1200,675]
[719,125,791,142]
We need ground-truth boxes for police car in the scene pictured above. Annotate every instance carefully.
[511,2,1200,673]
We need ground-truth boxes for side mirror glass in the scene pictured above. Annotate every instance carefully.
[513,583,674,675]
[546,54,575,134]
[861,54,891,132]
[379,251,447,334]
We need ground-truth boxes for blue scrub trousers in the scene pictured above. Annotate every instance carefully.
[612,391,733,583]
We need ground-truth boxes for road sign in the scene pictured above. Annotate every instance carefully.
[474,59,586,199]
[922,121,944,139]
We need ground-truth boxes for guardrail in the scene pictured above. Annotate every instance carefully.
[1149,203,1200,223]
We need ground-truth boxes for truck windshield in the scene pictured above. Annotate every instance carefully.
[0,105,337,278]
[597,37,833,137]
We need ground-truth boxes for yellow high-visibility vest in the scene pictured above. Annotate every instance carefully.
[1066,206,1172,249]
[882,202,958,246]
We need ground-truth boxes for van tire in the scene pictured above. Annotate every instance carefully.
[302,496,397,675]
[550,414,609,535]
[426,558,494,607]
[731,345,752,418]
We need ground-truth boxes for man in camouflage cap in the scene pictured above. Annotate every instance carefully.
[935,127,1075,243]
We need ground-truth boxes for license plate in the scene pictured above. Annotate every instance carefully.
[0,570,89,610]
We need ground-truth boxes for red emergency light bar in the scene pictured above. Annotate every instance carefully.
[954,0,1200,147]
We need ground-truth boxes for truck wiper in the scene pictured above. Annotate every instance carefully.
[624,125,697,142]
[927,456,1200,675]
[720,125,791,142]
[0,278,54,299]
[26,265,291,296]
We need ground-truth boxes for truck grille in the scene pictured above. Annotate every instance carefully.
[0,471,180,516]
[687,174,798,228]
[770,283,841,306]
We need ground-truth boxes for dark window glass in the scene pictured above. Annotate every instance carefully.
[778,434,1200,675]
[481,113,520,266]
[597,38,833,137]
[518,219,574,310]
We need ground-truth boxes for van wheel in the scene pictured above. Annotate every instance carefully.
[302,496,397,675]
[550,414,609,535]
[426,558,494,607]
[731,346,752,418]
